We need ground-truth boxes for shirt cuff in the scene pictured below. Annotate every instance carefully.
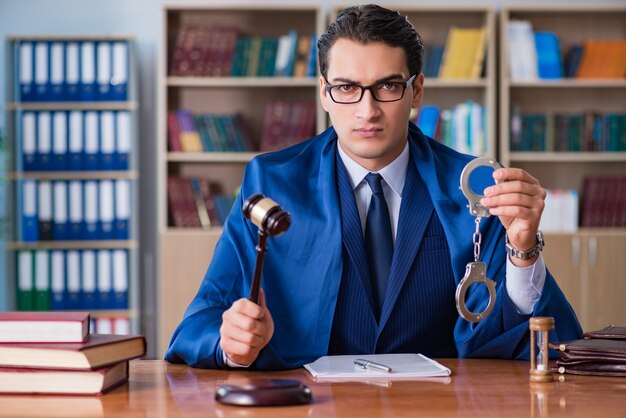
[223,351,252,368]
[505,253,546,315]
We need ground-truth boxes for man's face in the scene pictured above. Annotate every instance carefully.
[320,38,424,172]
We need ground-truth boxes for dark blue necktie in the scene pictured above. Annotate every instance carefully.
[364,173,393,316]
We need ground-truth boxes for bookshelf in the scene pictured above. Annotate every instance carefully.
[499,5,626,331]
[4,36,140,335]
[331,4,497,157]
[157,4,325,356]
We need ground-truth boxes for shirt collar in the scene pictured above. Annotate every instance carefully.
[337,140,409,197]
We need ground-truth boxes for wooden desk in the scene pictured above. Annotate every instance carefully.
[1,359,625,417]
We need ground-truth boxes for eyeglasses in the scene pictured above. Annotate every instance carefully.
[324,74,417,104]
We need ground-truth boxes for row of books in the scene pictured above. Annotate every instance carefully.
[261,100,316,152]
[415,102,486,156]
[169,25,317,78]
[580,176,626,228]
[510,111,626,152]
[20,179,131,242]
[168,110,253,152]
[167,176,235,229]
[21,110,131,172]
[0,312,145,395]
[17,40,129,102]
[438,26,487,79]
[507,21,626,80]
[17,249,130,312]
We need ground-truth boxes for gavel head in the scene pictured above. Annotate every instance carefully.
[242,194,291,237]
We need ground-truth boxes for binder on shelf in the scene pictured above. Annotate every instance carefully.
[34,250,50,311]
[84,111,99,170]
[81,250,97,309]
[17,251,34,311]
[68,180,83,240]
[115,180,130,239]
[95,317,112,334]
[115,111,130,170]
[37,181,53,241]
[68,111,83,170]
[36,112,52,171]
[52,111,68,171]
[100,111,115,170]
[22,112,37,171]
[96,42,112,101]
[111,41,128,101]
[50,250,66,310]
[34,41,49,101]
[65,42,80,101]
[113,317,131,335]
[80,41,96,101]
[83,180,99,240]
[97,250,113,309]
[99,180,115,239]
[66,250,82,309]
[112,250,129,309]
[49,41,65,101]
[52,181,69,241]
[18,41,34,102]
[21,180,39,242]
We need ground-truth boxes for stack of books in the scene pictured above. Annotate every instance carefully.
[0,311,146,395]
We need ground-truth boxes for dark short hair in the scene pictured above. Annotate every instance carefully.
[317,4,424,79]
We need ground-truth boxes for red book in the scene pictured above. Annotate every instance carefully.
[0,311,89,343]
[0,361,128,395]
[0,334,146,370]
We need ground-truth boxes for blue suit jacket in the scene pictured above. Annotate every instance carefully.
[165,122,582,369]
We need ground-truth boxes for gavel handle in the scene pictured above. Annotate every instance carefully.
[248,231,268,304]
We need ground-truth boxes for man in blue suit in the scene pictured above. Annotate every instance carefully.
[165,4,581,369]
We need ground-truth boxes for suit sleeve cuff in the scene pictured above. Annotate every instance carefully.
[505,253,546,315]
[217,341,253,369]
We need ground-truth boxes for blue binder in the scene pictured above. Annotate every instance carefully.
[65,42,81,101]
[111,41,128,101]
[114,180,130,239]
[83,111,99,170]
[22,112,37,171]
[80,42,96,101]
[21,180,39,242]
[35,112,52,171]
[68,180,83,240]
[51,111,68,171]
[81,250,97,309]
[34,42,49,101]
[68,111,83,170]
[99,111,115,170]
[97,250,114,309]
[65,250,82,309]
[98,180,115,239]
[83,180,99,240]
[112,250,129,309]
[50,250,66,310]
[52,181,69,240]
[49,41,64,101]
[114,111,130,170]
[96,41,112,101]
[37,181,53,241]
[18,41,35,102]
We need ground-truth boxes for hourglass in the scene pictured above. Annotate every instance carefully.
[529,317,555,382]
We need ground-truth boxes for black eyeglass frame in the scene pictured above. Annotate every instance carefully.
[324,74,418,104]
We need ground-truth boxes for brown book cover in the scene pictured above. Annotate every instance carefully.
[583,325,626,340]
[0,311,89,343]
[0,361,128,395]
[0,334,146,370]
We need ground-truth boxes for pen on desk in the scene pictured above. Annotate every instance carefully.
[354,358,392,373]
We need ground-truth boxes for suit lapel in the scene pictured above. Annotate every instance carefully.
[336,153,378,319]
[378,158,433,333]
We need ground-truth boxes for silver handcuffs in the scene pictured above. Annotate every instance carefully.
[455,156,502,323]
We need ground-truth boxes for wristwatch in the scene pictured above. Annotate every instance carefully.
[505,230,545,260]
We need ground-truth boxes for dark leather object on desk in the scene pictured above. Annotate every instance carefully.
[554,361,626,377]
[215,379,312,406]
[583,325,626,340]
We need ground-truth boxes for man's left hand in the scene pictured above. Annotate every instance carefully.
[480,168,546,266]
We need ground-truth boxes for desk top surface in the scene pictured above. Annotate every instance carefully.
[1,359,626,417]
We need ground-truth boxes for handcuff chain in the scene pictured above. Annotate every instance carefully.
[473,217,482,262]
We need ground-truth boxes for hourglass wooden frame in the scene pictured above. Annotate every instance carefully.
[529,317,555,382]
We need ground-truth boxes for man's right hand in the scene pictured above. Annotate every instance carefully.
[219,289,274,366]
